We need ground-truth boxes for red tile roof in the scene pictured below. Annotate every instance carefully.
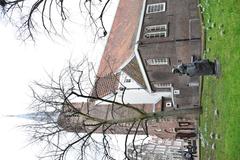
[97,0,143,77]
[91,73,120,98]
[122,57,146,88]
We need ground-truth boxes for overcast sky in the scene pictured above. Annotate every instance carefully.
[0,1,119,159]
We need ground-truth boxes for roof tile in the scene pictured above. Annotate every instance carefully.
[97,0,143,77]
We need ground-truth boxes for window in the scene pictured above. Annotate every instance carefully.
[146,3,166,14]
[179,122,191,127]
[166,102,172,107]
[174,89,180,95]
[145,31,167,38]
[155,129,162,132]
[144,24,168,38]
[188,82,199,87]
[145,24,167,32]
[153,83,172,88]
[146,58,170,65]
[124,78,131,83]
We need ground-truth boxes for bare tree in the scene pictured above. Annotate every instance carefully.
[0,0,112,41]
[25,59,200,160]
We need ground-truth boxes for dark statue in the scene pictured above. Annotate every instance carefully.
[172,59,216,77]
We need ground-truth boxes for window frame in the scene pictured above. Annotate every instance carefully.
[145,24,168,32]
[146,58,170,65]
[146,2,166,14]
[153,83,172,89]
[124,78,131,83]
[123,76,131,83]
[144,31,167,38]
[144,24,168,38]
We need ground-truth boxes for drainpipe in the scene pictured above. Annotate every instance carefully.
[171,86,177,108]
[152,103,156,112]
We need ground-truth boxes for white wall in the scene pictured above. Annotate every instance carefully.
[99,71,171,105]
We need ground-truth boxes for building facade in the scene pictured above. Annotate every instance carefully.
[127,137,198,160]
[57,102,198,140]
[60,0,203,138]
[93,0,202,111]
[135,0,202,109]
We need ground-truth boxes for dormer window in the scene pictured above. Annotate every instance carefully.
[146,3,166,14]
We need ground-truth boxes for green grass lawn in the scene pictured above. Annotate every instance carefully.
[200,0,240,160]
